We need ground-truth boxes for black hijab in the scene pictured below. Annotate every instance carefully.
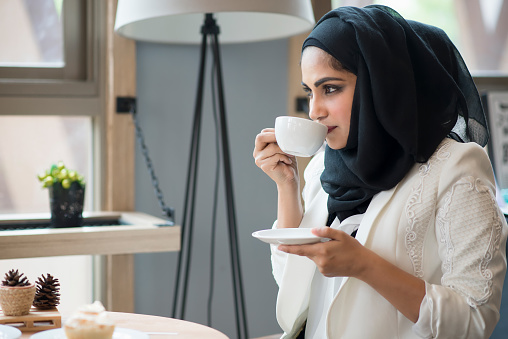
[302,5,489,222]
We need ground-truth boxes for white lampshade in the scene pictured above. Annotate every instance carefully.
[114,0,315,44]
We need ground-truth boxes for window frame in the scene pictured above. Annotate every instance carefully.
[0,0,137,313]
[0,0,103,116]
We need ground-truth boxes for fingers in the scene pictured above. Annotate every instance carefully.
[253,129,294,168]
[278,243,315,256]
[311,227,344,239]
[255,143,291,164]
[278,228,365,278]
[277,228,349,257]
[253,127,300,185]
[253,128,276,154]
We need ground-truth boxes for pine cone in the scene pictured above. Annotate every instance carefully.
[33,274,61,309]
[2,269,30,287]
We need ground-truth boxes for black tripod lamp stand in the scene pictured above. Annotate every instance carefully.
[172,13,248,338]
[115,2,315,339]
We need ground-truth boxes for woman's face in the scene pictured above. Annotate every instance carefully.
[301,47,357,150]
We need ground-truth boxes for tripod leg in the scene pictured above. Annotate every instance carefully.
[172,27,208,320]
[210,33,249,339]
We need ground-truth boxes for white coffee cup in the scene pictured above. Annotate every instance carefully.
[275,116,327,157]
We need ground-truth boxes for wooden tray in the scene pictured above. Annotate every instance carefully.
[0,307,61,332]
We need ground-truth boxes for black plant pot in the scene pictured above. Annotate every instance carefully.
[49,181,85,228]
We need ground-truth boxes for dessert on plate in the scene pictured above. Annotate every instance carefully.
[63,301,115,339]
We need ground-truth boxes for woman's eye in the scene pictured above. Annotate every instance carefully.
[302,87,312,98]
[324,85,340,94]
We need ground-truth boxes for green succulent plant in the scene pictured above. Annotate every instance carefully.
[37,161,85,189]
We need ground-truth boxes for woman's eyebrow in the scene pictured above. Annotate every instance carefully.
[301,77,345,89]
[314,77,345,87]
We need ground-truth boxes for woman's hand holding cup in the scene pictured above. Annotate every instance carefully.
[253,128,299,187]
[254,116,327,187]
[254,117,326,228]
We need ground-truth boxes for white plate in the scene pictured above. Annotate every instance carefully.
[252,228,328,245]
[30,327,149,339]
[0,325,21,339]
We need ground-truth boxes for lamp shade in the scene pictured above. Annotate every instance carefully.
[114,0,315,44]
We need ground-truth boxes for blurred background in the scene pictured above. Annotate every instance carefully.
[0,0,506,338]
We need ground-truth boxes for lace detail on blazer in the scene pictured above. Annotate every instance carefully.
[437,176,504,308]
[405,141,450,277]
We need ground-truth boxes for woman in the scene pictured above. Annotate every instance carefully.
[253,5,507,339]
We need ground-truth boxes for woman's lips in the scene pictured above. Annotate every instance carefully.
[327,126,336,133]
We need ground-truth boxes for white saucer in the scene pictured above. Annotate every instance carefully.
[252,228,328,245]
[0,325,21,339]
[30,327,149,339]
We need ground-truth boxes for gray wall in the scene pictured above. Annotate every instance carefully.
[133,39,289,338]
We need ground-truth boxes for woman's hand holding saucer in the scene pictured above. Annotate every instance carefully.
[279,226,426,322]
[277,227,370,279]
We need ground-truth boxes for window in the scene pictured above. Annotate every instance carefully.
[0,0,65,70]
[0,0,103,211]
[0,0,102,214]
[0,0,102,112]
[0,116,92,214]
[0,0,106,314]
[332,0,508,75]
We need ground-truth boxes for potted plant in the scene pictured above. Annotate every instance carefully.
[0,269,36,316]
[37,161,86,228]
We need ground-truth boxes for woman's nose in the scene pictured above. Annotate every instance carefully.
[308,98,325,121]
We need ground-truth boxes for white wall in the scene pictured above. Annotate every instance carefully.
[133,39,289,338]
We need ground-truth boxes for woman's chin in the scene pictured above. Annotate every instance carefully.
[325,139,347,150]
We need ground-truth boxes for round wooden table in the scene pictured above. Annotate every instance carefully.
[20,312,229,339]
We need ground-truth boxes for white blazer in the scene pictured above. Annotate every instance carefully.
[271,138,508,339]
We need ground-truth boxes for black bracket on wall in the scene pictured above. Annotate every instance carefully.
[116,96,137,114]
[296,96,309,114]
